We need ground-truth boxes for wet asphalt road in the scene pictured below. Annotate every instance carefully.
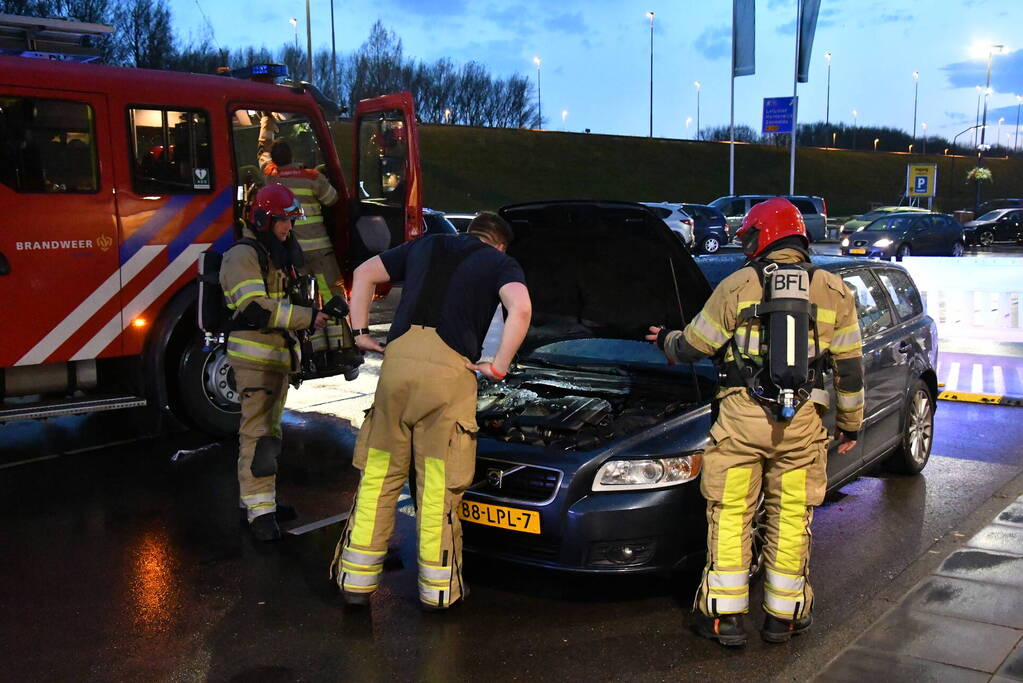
[2,400,1023,682]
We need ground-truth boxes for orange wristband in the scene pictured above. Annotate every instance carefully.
[488,363,507,379]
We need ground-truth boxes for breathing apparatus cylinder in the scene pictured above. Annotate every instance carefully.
[764,263,812,421]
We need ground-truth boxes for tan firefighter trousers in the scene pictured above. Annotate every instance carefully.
[301,248,355,355]
[696,391,828,621]
[331,326,479,608]
[233,366,290,523]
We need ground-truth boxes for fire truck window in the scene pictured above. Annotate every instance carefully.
[0,96,98,194]
[232,110,326,188]
[129,108,213,195]
[358,112,407,207]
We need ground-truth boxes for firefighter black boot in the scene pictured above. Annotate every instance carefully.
[761,613,813,643]
[249,512,282,542]
[691,612,748,647]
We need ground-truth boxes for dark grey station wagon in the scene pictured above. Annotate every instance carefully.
[460,201,939,574]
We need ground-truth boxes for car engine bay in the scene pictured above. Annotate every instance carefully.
[476,363,706,450]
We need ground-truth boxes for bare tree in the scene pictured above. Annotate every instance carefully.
[112,0,175,69]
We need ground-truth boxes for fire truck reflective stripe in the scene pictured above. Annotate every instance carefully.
[167,188,234,262]
[119,196,192,265]
[16,245,166,366]
[776,469,808,573]
[298,236,332,251]
[71,244,209,361]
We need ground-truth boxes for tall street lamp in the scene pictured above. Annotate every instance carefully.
[443,108,451,124]
[972,41,1004,212]
[289,17,298,52]
[975,85,983,148]
[562,109,569,130]
[647,11,654,138]
[874,137,880,152]
[824,52,832,148]
[694,81,702,141]
[1015,95,1022,152]
[533,56,542,129]
[921,122,928,154]
[912,71,919,145]
[852,109,858,150]
[997,117,1005,151]
[304,0,312,84]
[685,116,693,138]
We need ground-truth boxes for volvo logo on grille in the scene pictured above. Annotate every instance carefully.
[486,468,504,488]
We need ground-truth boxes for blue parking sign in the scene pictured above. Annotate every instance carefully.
[915,176,928,193]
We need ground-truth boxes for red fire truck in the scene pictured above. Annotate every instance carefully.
[0,24,422,436]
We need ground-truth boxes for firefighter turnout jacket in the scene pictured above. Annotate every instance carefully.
[661,248,864,433]
[219,228,315,373]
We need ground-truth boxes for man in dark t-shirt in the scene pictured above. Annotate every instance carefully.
[330,212,532,612]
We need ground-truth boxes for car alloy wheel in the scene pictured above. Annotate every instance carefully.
[978,230,994,247]
[951,242,964,257]
[897,244,912,258]
[749,491,767,578]
[702,236,721,253]
[907,389,934,466]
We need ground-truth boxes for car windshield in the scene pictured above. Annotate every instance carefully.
[863,215,916,232]
[976,210,1006,221]
[859,211,884,220]
[524,338,715,375]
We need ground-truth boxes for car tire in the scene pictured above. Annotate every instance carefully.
[701,236,721,254]
[176,331,241,437]
[896,244,912,258]
[978,230,994,248]
[950,242,964,257]
[885,379,934,475]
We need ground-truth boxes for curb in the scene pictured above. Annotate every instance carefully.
[937,390,1023,407]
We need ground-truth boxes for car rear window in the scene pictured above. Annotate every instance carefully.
[842,271,893,337]
[791,199,817,215]
[876,269,923,320]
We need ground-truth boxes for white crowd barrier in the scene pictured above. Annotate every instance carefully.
[899,257,1023,343]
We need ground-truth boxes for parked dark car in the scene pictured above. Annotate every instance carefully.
[461,201,937,574]
[445,212,476,231]
[681,203,730,253]
[840,212,965,258]
[962,208,1023,247]
[978,198,1023,213]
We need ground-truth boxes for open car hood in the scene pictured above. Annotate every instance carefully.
[499,201,713,354]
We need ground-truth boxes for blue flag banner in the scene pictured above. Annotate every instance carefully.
[797,0,821,83]
[733,0,755,77]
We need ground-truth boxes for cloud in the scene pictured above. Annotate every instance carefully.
[388,0,469,16]
[543,11,587,36]
[942,49,1023,93]
[695,25,730,61]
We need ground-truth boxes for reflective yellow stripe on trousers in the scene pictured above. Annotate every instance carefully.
[707,467,753,614]
[342,448,391,593]
[418,457,453,606]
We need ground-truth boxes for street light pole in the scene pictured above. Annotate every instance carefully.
[1015,95,1022,152]
[974,85,982,148]
[647,11,654,138]
[533,56,542,129]
[562,109,568,130]
[997,117,1005,151]
[289,17,298,53]
[694,81,701,141]
[921,122,928,154]
[976,43,1004,213]
[330,0,337,100]
[852,109,858,150]
[912,71,919,145]
[825,52,832,147]
[305,0,312,84]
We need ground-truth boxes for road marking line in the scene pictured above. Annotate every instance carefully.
[993,366,1006,396]
[971,363,984,393]
[945,362,960,391]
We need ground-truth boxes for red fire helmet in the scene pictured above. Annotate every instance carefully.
[736,197,808,257]
[248,183,304,232]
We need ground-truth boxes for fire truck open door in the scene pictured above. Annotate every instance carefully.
[350,92,422,269]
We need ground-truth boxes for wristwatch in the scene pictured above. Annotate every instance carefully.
[352,328,372,337]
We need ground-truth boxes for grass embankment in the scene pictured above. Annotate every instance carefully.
[332,122,1023,216]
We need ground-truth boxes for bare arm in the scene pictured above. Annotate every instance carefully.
[468,282,531,379]
[350,256,391,353]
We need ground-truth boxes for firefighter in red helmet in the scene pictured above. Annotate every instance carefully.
[220,184,329,541]
[646,197,864,645]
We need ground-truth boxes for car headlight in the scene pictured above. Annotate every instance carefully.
[592,452,703,491]
[841,237,849,247]
[872,238,893,248]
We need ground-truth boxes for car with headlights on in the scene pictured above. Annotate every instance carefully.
[460,200,938,574]
[841,212,965,258]
[841,206,930,236]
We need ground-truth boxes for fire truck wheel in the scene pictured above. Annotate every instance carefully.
[176,332,241,436]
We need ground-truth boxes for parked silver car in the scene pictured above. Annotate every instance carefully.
[641,202,695,248]
[708,194,828,242]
